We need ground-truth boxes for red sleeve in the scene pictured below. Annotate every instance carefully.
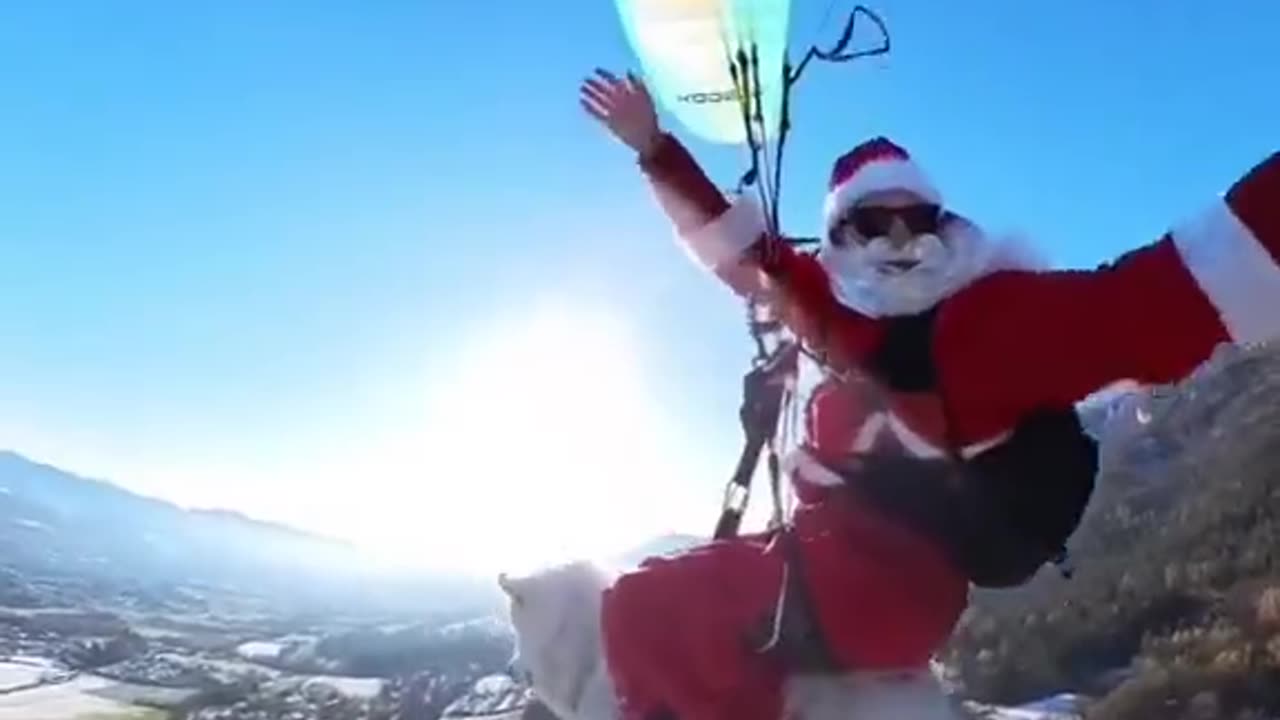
[639,132,882,370]
[937,152,1280,451]
[637,132,731,234]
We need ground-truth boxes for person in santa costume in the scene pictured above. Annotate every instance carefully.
[579,68,1280,720]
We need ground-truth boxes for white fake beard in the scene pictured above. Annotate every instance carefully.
[817,220,997,318]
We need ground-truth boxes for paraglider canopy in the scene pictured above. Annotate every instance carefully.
[614,0,890,234]
[614,0,791,146]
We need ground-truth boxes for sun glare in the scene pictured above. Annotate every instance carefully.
[363,298,695,577]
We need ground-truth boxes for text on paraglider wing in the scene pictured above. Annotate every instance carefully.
[676,89,740,105]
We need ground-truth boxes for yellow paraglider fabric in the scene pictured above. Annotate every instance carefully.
[615,0,791,146]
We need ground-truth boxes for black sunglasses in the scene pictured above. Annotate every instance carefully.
[830,204,945,245]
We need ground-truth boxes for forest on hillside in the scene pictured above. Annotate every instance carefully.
[944,342,1280,720]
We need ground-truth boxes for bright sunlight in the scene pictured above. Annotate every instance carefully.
[358,297,698,576]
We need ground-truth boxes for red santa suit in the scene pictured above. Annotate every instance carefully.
[599,133,1280,720]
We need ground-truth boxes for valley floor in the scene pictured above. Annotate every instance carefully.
[0,668,170,720]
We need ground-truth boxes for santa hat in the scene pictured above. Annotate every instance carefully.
[823,137,943,234]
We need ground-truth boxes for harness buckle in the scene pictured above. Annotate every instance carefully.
[722,481,750,515]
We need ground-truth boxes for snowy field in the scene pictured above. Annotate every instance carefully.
[301,674,385,699]
[0,674,168,719]
[0,658,54,692]
[966,693,1083,719]
[234,639,284,660]
[0,660,193,720]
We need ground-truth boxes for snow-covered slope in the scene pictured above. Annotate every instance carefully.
[965,693,1083,719]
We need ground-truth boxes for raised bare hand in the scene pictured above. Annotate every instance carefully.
[579,68,661,156]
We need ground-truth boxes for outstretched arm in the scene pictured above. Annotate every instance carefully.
[579,67,782,295]
[937,151,1280,450]
[635,129,786,298]
[579,68,882,369]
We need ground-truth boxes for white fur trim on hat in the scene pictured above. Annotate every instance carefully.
[823,159,943,231]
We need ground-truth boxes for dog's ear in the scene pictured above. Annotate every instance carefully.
[498,572,525,604]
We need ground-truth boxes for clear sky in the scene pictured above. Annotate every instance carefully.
[0,0,1275,575]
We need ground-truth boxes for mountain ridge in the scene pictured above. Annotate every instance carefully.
[0,449,347,546]
[0,448,509,619]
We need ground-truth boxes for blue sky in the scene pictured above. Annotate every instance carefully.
[0,0,1275,573]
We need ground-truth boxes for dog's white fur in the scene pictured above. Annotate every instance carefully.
[500,560,622,720]
[499,559,960,720]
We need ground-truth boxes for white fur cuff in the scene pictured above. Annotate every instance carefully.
[1171,198,1280,345]
[782,447,847,488]
[959,432,1011,460]
[677,195,768,272]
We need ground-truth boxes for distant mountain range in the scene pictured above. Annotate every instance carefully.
[613,532,704,567]
[0,450,502,617]
[0,450,717,623]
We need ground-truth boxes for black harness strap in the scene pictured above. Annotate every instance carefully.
[713,340,800,541]
[713,3,892,542]
[749,528,842,672]
[699,1,900,686]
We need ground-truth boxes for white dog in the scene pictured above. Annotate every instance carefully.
[500,560,622,720]
[498,559,961,720]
